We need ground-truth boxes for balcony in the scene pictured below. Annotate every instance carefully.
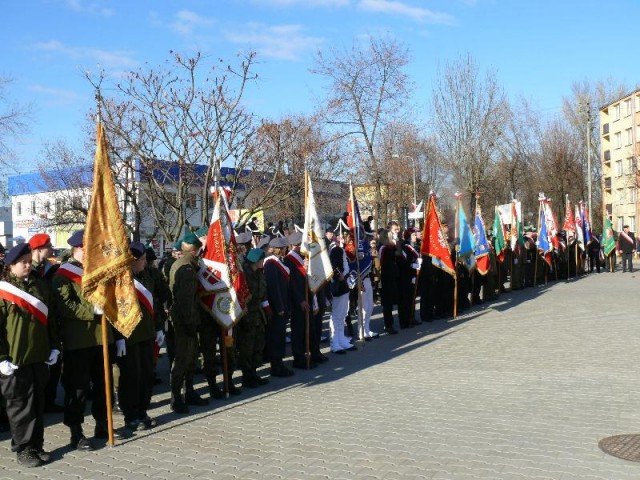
[602,123,610,136]
[603,150,611,163]
[604,177,612,190]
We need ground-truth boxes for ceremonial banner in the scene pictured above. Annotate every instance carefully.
[574,204,584,250]
[457,199,476,271]
[492,207,507,263]
[82,123,141,338]
[581,203,592,245]
[420,195,455,276]
[346,181,373,279]
[300,174,333,293]
[542,200,560,251]
[562,197,576,245]
[473,208,490,275]
[510,200,524,251]
[199,187,250,328]
[537,204,553,266]
[603,217,616,256]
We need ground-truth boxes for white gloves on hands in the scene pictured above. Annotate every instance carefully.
[155,330,165,347]
[0,360,19,376]
[93,305,104,315]
[115,339,127,357]
[45,349,60,366]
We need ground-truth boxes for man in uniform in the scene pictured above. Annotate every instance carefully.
[263,237,294,376]
[168,233,206,413]
[618,225,636,273]
[28,233,63,413]
[283,232,316,369]
[52,230,119,451]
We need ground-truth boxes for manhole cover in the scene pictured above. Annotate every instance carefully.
[599,434,640,462]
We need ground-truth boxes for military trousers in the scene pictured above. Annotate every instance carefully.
[170,325,199,390]
[116,339,154,424]
[62,345,113,428]
[0,362,48,452]
[235,316,266,371]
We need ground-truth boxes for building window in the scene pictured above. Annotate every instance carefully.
[16,202,22,216]
[186,194,198,210]
[629,187,637,204]
[618,216,624,231]
[31,201,36,214]
[629,217,636,232]
[625,99,632,116]
[637,95,640,111]
[44,201,51,213]
[614,103,621,120]
[71,197,82,209]
[615,132,622,148]
[628,157,636,174]
[616,159,623,176]
[626,128,633,146]
[55,198,65,211]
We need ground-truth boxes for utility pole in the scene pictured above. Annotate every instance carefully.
[586,102,592,226]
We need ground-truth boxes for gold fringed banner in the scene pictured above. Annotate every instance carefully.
[82,122,141,338]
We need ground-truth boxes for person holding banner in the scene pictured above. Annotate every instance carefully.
[0,243,60,467]
[53,230,119,451]
[114,242,164,434]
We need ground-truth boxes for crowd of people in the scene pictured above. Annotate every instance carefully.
[0,214,634,468]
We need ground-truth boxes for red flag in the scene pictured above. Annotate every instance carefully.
[420,195,455,276]
[562,198,576,244]
[198,187,250,328]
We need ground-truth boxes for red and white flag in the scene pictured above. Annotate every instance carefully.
[420,195,455,276]
[199,187,250,329]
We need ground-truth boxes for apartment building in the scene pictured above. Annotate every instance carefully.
[600,90,640,233]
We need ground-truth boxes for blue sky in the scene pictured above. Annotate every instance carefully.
[3,0,640,173]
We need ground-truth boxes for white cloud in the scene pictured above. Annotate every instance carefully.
[27,84,81,106]
[251,0,350,7]
[33,40,136,68]
[170,10,216,37]
[357,0,455,24]
[225,23,322,61]
[64,0,114,17]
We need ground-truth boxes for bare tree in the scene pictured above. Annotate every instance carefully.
[312,35,412,226]
[0,76,32,167]
[431,54,509,213]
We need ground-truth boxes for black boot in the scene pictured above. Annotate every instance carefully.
[206,376,225,400]
[184,380,208,406]
[242,370,259,388]
[170,386,189,414]
[70,425,95,451]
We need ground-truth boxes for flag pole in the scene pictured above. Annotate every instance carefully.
[453,194,459,319]
[350,180,365,345]
[94,95,115,447]
[304,171,311,368]
[220,330,229,398]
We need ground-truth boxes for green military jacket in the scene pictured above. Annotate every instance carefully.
[0,274,60,366]
[169,253,200,328]
[52,259,113,351]
[243,263,268,325]
[146,264,171,327]
[117,268,163,345]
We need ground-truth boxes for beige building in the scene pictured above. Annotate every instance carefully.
[600,90,640,233]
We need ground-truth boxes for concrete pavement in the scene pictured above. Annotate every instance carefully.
[2,269,640,479]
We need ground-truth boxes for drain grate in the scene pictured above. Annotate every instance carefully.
[599,434,640,462]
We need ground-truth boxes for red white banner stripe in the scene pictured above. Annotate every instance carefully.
[134,279,154,318]
[56,263,84,284]
[0,281,48,326]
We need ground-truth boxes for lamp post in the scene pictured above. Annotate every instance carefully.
[392,154,417,206]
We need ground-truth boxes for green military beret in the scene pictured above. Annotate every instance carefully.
[195,226,208,237]
[182,232,203,248]
[246,248,266,264]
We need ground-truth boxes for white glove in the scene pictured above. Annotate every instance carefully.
[411,262,420,270]
[45,349,60,366]
[93,305,104,315]
[155,330,165,347]
[0,360,19,376]
[115,339,126,357]
[411,277,416,284]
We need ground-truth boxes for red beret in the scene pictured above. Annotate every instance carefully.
[28,233,52,250]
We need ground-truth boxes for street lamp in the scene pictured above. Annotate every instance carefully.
[392,154,417,206]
